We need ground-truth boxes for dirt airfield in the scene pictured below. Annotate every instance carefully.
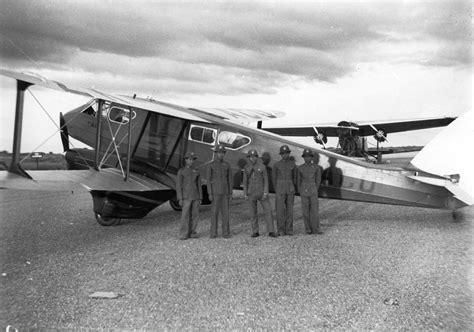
[1,189,472,330]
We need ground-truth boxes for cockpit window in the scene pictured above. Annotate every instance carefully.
[189,125,217,145]
[80,101,98,117]
[108,106,136,125]
[218,131,251,150]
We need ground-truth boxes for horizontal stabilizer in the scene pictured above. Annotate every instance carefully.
[410,110,473,206]
[407,175,473,206]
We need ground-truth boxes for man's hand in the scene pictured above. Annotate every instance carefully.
[263,193,268,200]
[209,194,213,202]
[179,200,183,206]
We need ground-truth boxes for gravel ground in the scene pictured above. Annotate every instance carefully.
[0,189,472,330]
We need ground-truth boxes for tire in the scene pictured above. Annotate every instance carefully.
[169,199,182,211]
[95,213,121,226]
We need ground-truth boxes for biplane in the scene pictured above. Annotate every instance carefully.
[0,69,471,226]
[262,117,457,161]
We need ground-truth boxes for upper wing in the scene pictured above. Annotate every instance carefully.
[355,117,458,136]
[263,116,457,137]
[1,69,92,97]
[1,69,285,124]
[188,107,286,123]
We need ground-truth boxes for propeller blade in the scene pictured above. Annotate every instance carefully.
[59,112,70,152]
[369,124,388,143]
[312,126,327,148]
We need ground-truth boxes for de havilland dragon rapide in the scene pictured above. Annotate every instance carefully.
[0,69,471,226]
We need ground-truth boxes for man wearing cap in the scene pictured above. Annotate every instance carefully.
[176,151,203,240]
[243,149,277,238]
[273,145,297,236]
[206,144,233,238]
[297,149,323,235]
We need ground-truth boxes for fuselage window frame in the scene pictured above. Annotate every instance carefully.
[108,106,137,125]
[188,124,217,146]
[217,131,252,150]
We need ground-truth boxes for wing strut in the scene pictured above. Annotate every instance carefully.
[9,80,33,179]
[125,105,132,181]
[94,100,103,170]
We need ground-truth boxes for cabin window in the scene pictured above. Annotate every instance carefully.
[218,131,251,150]
[108,106,136,125]
[189,125,217,145]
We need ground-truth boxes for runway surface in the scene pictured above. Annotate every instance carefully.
[1,189,472,330]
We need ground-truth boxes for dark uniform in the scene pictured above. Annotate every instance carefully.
[273,145,297,235]
[297,149,323,234]
[176,152,203,240]
[206,144,233,238]
[243,149,276,237]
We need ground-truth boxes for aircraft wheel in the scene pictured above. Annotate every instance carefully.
[95,213,121,226]
[169,199,182,211]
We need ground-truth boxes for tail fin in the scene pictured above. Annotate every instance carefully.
[411,111,473,206]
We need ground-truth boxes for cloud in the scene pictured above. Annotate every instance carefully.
[0,0,471,95]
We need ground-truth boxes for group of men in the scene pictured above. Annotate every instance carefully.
[175,144,323,240]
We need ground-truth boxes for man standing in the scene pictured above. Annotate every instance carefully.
[243,149,277,238]
[176,151,203,240]
[273,145,297,236]
[207,144,233,238]
[297,149,323,235]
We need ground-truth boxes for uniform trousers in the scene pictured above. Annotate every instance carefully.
[211,194,230,237]
[248,195,275,234]
[180,199,200,238]
[276,193,294,234]
[301,196,320,233]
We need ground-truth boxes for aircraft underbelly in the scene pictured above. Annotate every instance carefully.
[321,173,457,209]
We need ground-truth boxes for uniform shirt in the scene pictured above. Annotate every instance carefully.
[243,162,269,197]
[176,166,203,200]
[272,159,297,194]
[297,163,322,197]
[207,159,232,195]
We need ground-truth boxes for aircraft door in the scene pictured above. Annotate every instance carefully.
[133,113,188,173]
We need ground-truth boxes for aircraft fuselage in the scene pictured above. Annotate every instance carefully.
[62,98,465,217]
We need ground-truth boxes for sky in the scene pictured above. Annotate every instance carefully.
[0,0,472,153]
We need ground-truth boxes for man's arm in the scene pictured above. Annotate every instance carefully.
[315,167,322,189]
[272,162,278,187]
[197,173,203,200]
[227,164,233,195]
[242,167,248,196]
[262,166,269,195]
[296,167,302,194]
[292,163,297,187]
[176,169,183,201]
[206,164,213,196]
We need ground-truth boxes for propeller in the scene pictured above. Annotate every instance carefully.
[369,124,388,143]
[59,112,70,152]
[312,127,327,148]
